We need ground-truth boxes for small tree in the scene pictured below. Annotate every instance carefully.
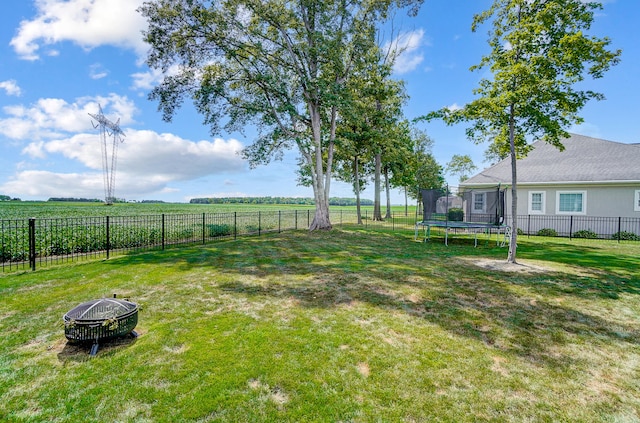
[427,0,620,263]
[446,154,477,184]
[392,128,443,215]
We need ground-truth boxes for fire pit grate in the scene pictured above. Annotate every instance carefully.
[63,296,138,355]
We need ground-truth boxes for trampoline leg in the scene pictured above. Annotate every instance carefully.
[89,340,99,356]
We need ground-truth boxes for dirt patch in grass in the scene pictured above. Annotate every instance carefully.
[459,257,554,274]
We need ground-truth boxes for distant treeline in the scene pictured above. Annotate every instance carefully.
[48,197,103,203]
[190,197,373,206]
[0,195,20,201]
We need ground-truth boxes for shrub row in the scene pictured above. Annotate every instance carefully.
[534,228,638,240]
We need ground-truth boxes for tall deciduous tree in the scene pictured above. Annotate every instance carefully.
[139,0,420,230]
[427,0,620,263]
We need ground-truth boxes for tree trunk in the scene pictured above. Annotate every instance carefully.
[308,103,332,230]
[354,156,362,225]
[384,166,392,219]
[373,152,383,220]
[507,104,518,263]
[404,187,408,216]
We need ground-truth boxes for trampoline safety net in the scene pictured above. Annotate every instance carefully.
[420,185,505,225]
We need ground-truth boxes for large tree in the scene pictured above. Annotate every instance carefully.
[139,0,420,230]
[428,0,620,262]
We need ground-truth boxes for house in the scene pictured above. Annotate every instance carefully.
[459,134,640,235]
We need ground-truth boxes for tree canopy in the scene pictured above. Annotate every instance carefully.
[139,0,422,230]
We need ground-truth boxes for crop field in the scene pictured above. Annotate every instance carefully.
[0,201,418,220]
[0,201,313,219]
[1,202,418,272]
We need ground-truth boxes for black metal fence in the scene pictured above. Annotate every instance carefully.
[2,210,639,273]
[514,214,640,240]
[1,210,316,273]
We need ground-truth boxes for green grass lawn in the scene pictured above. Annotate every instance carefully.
[1,227,638,422]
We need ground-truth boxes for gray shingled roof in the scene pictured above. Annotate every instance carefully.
[462,133,640,186]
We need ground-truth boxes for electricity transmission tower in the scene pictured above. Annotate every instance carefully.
[89,105,125,205]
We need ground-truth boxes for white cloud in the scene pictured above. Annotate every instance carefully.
[0,80,22,96]
[0,91,248,199]
[130,64,183,91]
[10,0,148,61]
[89,63,109,80]
[0,94,137,141]
[7,129,246,199]
[446,103,463,112]
[1,170,104,198]
[384,29,428,74]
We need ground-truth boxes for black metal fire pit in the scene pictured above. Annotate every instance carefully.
[63,296,138,355]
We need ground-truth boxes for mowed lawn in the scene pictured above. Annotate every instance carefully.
[1,227,639,422]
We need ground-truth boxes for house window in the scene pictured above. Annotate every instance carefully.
[528,191,545,214]
[472,192,485,213]
[556,191,586,215]
[635,190,640,212]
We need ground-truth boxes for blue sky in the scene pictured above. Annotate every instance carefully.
[0,0,637,204]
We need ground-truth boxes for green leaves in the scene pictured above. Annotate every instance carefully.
[427,0,620,158]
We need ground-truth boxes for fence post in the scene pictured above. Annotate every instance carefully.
[202,213,206,244]
[234,212,237,240]
[161,214,165,250]
[569,215,573,240]
[295,210,298,230]
[279,211,281,233]
[365,210,368,228]
[28,218,36,271]
[258,211,261,236]
[307,210,310,228]
[106,216,110,259]
[527,215,531,238]
[618,216,622,243]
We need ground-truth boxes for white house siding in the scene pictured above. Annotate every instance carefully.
[499,184,640,236]
[508,184,640,218]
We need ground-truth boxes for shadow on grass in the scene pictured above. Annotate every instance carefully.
[106,228,639,366]
[57,333,138,363]
[517,238,640,278]
[218,273,638,368]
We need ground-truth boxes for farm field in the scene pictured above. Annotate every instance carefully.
[1,227,639,421]
[0,201,418,220]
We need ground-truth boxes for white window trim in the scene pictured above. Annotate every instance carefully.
[635,190,640,212]
[556,191,587,215]
[472,192,486,213]
[528,191,545,214]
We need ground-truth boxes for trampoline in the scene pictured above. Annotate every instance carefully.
[414,220,510,247]
[414,185,511,247]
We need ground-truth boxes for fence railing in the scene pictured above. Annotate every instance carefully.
[512,214,640,240]
[2,210,638,273]
[1,210,316,273]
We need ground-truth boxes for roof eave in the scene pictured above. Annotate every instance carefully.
[461,179,640,188]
